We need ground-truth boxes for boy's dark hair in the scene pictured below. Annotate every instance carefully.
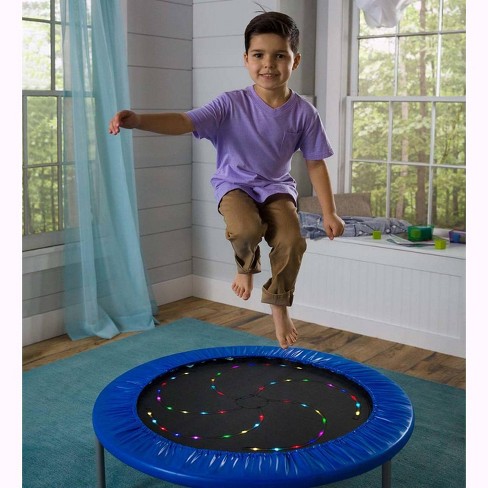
[244,11,299,54]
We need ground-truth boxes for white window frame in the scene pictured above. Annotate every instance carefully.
[22,0,65,252]
[344,2,466,226]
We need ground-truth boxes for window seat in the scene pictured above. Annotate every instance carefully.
[293,234,465,357]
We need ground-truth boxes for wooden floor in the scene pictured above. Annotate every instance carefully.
[22,297,465,389]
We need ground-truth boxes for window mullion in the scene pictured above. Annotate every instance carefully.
[50,0,56,92]
[427,101,438,225]
[57,94,63,230]
[344,97,353,191]
[349,6,360,96]
[436,0,444,97]
[394,21,400,96]
[386,101,394,218]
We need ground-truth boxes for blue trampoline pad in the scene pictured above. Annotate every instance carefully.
[93,346,414,488]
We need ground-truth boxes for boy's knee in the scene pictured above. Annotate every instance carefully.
[276,232,307,257]
[283,226,306,247]
[226,218,266,245]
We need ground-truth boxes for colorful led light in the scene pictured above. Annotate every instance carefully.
[145,410,265,442]
[143,358,365,451]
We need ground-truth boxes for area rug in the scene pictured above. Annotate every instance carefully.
[22,318,465,487]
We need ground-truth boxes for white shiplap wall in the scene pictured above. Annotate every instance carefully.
[127,0,194,302]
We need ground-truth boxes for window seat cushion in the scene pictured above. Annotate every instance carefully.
[298,212,411,239]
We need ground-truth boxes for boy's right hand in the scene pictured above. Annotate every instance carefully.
[108,110,141,135]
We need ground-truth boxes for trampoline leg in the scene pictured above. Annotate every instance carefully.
[96,437,106,488]
[382,460,392,488]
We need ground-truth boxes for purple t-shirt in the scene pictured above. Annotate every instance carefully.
[186,85,333,204]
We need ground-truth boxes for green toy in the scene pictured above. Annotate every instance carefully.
[407,225,433,242]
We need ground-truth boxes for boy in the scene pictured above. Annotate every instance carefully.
[109,11,344,349]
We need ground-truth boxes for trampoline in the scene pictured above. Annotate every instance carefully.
[93,346,414,488]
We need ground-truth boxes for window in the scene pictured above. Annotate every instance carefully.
[22,0,64,250]
[346,0,466,229]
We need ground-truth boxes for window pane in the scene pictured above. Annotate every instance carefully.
[392,102,432,163]
[62,97,97,163]
[440,33,465,96]
[23,0,50,20]
[442,0,466,31]
[358,37,395,96]
[435,103,465,165]
[23,20,51,90]
[351,162,387,217]
[27,97,58,165]
[55,0,61,22]
[397,34,437,96]
[398,0,439,34]
[359,14,396,37]
[25,166,60,234]
[432,167,466,229]
[352,102,389,161]
[391,165,429,224]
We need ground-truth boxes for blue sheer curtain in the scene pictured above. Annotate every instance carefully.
[61,0,156,340]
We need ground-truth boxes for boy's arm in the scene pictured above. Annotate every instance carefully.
[108,110,193,136]
[305,159,345,240]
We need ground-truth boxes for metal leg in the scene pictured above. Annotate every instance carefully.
[96,437,106,488]
[382,460,392,488]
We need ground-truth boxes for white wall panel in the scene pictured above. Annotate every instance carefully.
[23,293,63,319]
[22,267,63,300]
[128,34,192,70]
[141,228,192,270]
[192,138,216,164]
[147,261,192,285]
[192,225,234,265]
[193,36,244,68]
[192,200,223,229]
[139,203,191,236]
[193,0,277,38]
[136,165,192,209]
[129,67,191,110]
[127,0,192,39]
[193,67,249,107]
[192,162,215,202]
[133,135,192,168]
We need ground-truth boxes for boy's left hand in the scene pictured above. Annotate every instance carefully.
[322,213,345,240]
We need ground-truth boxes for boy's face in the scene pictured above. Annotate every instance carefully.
[244,33,301,95]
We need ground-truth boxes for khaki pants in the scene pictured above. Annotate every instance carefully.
[218,189,307,306]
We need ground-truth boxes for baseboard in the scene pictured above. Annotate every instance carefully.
[151,275,193,306]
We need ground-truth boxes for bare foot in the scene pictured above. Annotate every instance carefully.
[270,305,298,349]
[232,273,253,300]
